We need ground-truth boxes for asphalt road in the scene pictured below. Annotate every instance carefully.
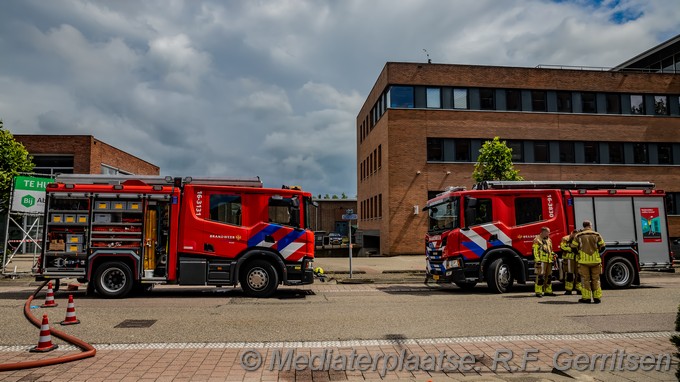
[0,272,678,346]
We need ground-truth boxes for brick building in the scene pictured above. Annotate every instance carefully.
[357,35,680,256]
[309,199,358,237]
[14,135,159,176]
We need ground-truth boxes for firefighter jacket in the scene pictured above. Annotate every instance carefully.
[560,235,574,260]
[571,228,605,264]
[533,235,553,263]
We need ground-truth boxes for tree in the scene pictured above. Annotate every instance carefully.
[341,192,347,199]
[472,137,523,183]
[0,121,34,212]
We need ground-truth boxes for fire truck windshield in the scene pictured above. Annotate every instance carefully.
[427,197,459,233]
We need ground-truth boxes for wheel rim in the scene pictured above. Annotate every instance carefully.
[609,262,630,286]
[247,268,269,291]
[100,268,127,294]
[497,264,511,289]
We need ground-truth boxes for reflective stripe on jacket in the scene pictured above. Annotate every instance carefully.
[571,228,605,264]
[533,236,553,263]
[560,236,574,260]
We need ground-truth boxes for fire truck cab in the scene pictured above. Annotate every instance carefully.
[34,175,316,298]
[424,181,673,293]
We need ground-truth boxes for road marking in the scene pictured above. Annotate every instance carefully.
[0,331,676,352]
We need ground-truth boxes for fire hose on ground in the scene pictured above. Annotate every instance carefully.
[0,280,96,372]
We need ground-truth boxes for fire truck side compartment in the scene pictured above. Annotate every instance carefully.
[179,257,207,285]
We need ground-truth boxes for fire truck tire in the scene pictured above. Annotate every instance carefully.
[454,281,477,290]
[94,262,134,298]
[486,258,514,293]
[604,257,634,289]
[240,260,279,298]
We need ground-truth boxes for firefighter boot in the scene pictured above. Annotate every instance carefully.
[535,276,544,297]
[544,283,556,296]
[564,273,574,295]
[579,288,592,303]
[593,288,602,304]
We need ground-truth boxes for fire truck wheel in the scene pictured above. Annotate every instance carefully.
[486,258,514,293]
[94,261,134,298]
[604,257,634,289]
[240,260,279,298]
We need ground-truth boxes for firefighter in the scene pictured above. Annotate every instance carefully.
[533,227,555,297]
[560,230,581,295]
[571,220,605,304]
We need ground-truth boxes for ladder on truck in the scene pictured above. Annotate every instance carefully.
[55,174,263,188]
[474,180,655,190]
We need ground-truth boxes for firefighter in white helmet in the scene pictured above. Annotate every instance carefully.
[571,220,605,304]
[560,230,581,295]
[533,227,555,297]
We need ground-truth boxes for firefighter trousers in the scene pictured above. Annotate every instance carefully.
[579,263,602,301]
[534,262,553,295]
[563,258,581,292]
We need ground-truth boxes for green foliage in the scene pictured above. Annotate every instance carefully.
[341,192,347,199]
[472,137,523,183]
[0,121,34,212]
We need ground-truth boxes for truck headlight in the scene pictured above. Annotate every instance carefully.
[445,258,461,269]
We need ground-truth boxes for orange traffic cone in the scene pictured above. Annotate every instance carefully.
[60,295,80,325]
[41,282,58,308]
[30,314,59,352]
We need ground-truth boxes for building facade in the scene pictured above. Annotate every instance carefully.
[14,135,159,176]
[357,38,680,256]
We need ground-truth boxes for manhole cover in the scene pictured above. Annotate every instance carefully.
[115,319,157,328]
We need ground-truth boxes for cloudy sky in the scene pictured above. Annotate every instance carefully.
[1,0,678,197]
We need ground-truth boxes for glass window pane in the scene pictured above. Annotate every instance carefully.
[507,140,524,162]
[662,57,674,73]
[531,91,546,112]
[557,91,572,112]
[426,88,441,108]
[33,155,74,168]
[209,195,242,226]
[584,142,599,163]
[480,89,495,110]
[506,90,521,111]
[633,143,648,164]
[630,95,644,114]
[606,94,620,114]
[515,198,543,225]
[609,143,624,164]
[534,141,549,162]
[654,95,668,115]
[581,92,597,113]
[453,88,468,109]
[389,86,414,108]
[427,138,444,161]
[559,141,575,163]
[455,140,471,161]
[465,198,492,226]
[658,143,673,164]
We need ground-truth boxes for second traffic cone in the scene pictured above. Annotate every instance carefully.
[41,282,58,308]
[30,314,58,352]
[60,294,80,325]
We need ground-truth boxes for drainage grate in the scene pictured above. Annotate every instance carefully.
[115,319,157,328]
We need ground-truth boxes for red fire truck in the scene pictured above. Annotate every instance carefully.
[424,181,674,293]
[34,175,316,298]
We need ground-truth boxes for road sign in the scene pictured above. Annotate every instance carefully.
[10,176,54,214]
[342,214,358,220]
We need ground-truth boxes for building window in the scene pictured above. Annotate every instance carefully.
[101,164,132,175]
[609,142,624,164]
[515,197,543,225]
[426,88,441,108]
[32,154,75,175]
[667,192,680,215]
[531,91,546,112]
[556,91,572,112]
[506,90,521,111]
[605,94,621,114]
[453,88,468,109]
[507,140,524,162]
[480,88,495,110]
[209,194,242,226]
[534,141,550,163]
[378,194,382,218]
[654,95,668,115]
[455,140,471,161]
[581,92,597,113]
[584,142,600,163]
[427,138,444,161]
[630,95,645,114]
[378,144,382,169]
[373,148,378,172]
[389,86,414,108]
[658,143,673,165]
[633,143,649,164]
[559,141,575,163]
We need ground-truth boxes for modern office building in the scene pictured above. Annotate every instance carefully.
[356,35,680,256]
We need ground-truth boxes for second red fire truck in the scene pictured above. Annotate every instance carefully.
[34,175,317,298]
[425,181,674,293]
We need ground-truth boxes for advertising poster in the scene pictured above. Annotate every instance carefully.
[10,176,54,214]
[640,207,662,243]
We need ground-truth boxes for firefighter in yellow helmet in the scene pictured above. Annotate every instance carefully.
[560,230,581,295]
[571,220,605,304]
[533,227,555,297]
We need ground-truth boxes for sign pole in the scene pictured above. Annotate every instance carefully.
[348,218,353,278]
